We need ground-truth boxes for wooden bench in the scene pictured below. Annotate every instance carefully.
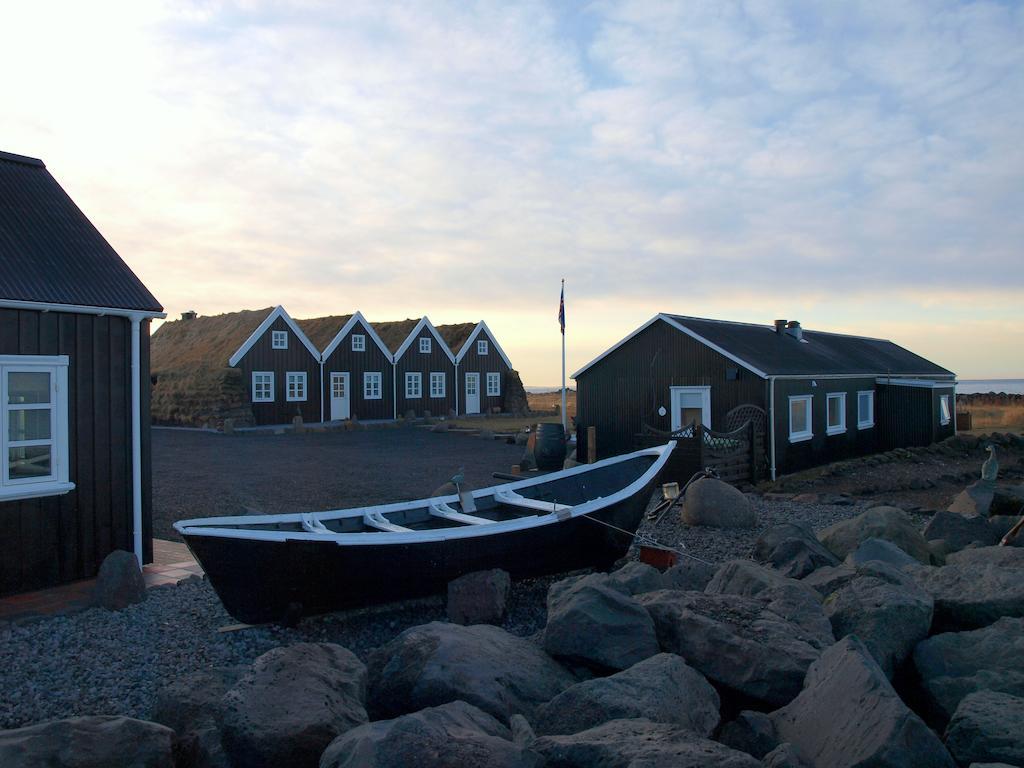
[493,488,571,514]
[429,502,492,526]
[362,512,412,533]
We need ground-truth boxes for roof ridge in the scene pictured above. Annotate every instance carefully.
[667,313,890,343]
[0,150,45,168]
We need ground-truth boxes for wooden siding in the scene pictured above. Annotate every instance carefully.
[575,320,766,460]
[0,308,152,596]
[395,336,455,418]
[875,382,956,450]
[457,327,510,414]
[320,318,394,420]
[236,316,321,425]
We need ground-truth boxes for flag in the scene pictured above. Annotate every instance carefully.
[558,281,565,335]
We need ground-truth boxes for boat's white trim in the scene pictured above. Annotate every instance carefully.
[174,442,675,546]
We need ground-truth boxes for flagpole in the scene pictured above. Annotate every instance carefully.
[561,278,567,434]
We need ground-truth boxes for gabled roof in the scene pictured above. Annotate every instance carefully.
[151,307,272,374]
[320,311,393,361]
[451,321,514,369]
[228,306,320,366]
[296,314,352,352]
[573,314,955,380]
[0,150,162,313]
[393,317,456,364]
[372,318,421,355]
[436,322,477,355]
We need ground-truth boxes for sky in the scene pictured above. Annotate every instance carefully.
[2,0,1022,384]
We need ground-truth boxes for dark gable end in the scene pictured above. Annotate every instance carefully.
[0,150,162,312]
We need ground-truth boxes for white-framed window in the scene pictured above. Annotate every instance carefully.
[364,372,382,400]
[826,392,846,435]
[857,390,874,429]
[286,372,307,402]
[486,372,501,396]
[477,339,489,355]
[406,372,422,398]
[351,334,365,352]
[940,395,951,425]
[252,371,274,402]
[271,330,288,349]
[429,372,446,398]
[789,395,813,443]
[1,355,73,501]
[419,337,431,354]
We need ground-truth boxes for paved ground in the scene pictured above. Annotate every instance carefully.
[153,426,524,541]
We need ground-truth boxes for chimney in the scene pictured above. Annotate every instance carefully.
[785,320,802,341]
[181,310,197,321]
[774,319,787,334]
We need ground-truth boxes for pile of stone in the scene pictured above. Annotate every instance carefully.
[3,476,1024,767]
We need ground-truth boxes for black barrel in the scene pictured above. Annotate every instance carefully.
[534,423,567,470]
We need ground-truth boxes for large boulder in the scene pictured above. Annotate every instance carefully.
[717,710,780,760]
[543,573,660,672]
[447,569,511,626]
[664,557,716,591]
[605,561,667,595]
[908,562,1024,631]
[219,643,367,768]
[822,567,933,678]
[943,691,1024,767]
[922,512,999,552]
[991,484,1024,517]
[319,700,543,768]
[912,617,1024,721]
[681,477,757,528]
[947,482,994,517]
[152,666,242,768]
[532,653,719,737]
[843,538,919,569]
[946,546,1024,568]
[800,564,856,597]
[763,743,812,768]
[638,590,827,707]
[817,506,932,563]
[0,716,174,768]
[92,550,147,610]
[532,718,761,768]
[770,636,955,768]
[368,622,575,722]
[753,522,840,578]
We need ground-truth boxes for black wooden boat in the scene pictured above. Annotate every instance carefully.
[174,442,675,624]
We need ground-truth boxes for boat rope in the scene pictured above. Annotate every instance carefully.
[578,514,716,567]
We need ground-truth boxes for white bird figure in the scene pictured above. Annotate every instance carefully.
[450,468,466,495]
[981,445,999,482]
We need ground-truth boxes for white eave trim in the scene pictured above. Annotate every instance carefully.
[0,298,165,320]
[228,305,320,367]
[393,316,456,364]
[875,377,958,389]
[320,311,393,363]
[454,320,514,369]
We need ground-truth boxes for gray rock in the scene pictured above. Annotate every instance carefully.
[606,561,667,595]
[543,572,660,672]
[991,484,1024,517]
[946,545,1024,567]
[718,710,779,760]
[922,512,999,552]
[763,743,811,768]
[639,590,825,707]
[319,700,543,768]
[152,666,242,768]
[944,691,1024,767]
[822,568,933,678]
[988,515,1024,546]
[948,482,994,517]
[220,643,368,768]
[0,716,174,768]
[532,718,762,767]
[913,617,1024,721]
[92,550,147,610]
[908,562,1024,631]
[368,622,575,722]
[664,557,716,591]
[770,636,955,768]
[533,653,720,736]
[818,506,932,563]
[800,564,856,597]
[447,569,511,626]
[682,477,758,528]
[509,714,535,746]
[843,538,919,568]
[753,522,840,579]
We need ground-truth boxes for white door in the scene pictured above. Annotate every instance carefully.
[670,386,711,433]
[330,372,350,420]
[465,373,480,414]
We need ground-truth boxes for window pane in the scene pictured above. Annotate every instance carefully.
[9,445,52,479]
[8,371,51,404]
[828,397,841,427]
[791,400,807,433]
[9,408,52,442]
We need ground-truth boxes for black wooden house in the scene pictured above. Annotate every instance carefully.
[317,311,395,422]
[574,314,955,482]
[391,317,457,418]
[0,150,164,596]
[445,321,514,415]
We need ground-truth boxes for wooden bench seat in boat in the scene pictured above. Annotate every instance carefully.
[493,488,571,514]
[428,502,492,526]
[363,512,412,533]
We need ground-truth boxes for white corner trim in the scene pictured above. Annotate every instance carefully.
[228,306,320,367]
[393,317,456,364]
[320,311,394,363]
[571,315,664,379]
[455,321,514,369]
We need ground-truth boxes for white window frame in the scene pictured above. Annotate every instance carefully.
[252,371,274,403]
[286,371,307,402]
[477,339,489,355]
[486,372,501,397]
[789,395,813,443]
[406,372,422,398]
[271,330,288,350]
[364,372,382,400]
[940,394,951,425]
[857,390,874,429]
[419,337,431,354]
[1,355,73,501]
[429,372,446,398]
[826,392,847,436]
[351,334,366,352]
[669,386,711,432]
